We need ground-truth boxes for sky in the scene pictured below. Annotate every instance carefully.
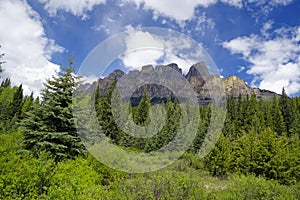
[0,0,299,96]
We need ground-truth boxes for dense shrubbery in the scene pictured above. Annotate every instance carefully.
[1,133,299,199]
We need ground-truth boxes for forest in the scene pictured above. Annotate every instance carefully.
[0,55,300,199]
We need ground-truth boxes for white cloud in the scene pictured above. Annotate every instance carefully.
[246,0,294,14]
[222,35,259,57]
[0,0,64,96]
[121,30,165,70]
[121,0,294,22]
[122,0,217,21]
[82,75,99,84]
[223,25,300,96]
[38,0,106,19]
[261,20,273,37]
[221,0,243,8]
[237,66,246,73]
[269,0,294,6]
[121,29,198,73]
[246,0,294,6]
[91,24,111,34]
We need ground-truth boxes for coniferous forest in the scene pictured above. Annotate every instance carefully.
[0,54,300,199]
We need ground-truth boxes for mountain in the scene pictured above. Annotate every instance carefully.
[83,61,278,105]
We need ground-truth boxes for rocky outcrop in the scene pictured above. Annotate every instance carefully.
[82,62,279,104]
[222,75,278,99]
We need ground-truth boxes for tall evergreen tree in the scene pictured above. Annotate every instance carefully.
[270,96,285,135]
[21,92,34,119]
[97,77,123,141]
[280,88,293,135]
[6,84,24,130]
[134,89,151,126]
[204,134,232,177]
[22,62,85,161]
[290,98,300,135]
[0,78,10,88]
[9,84,23,119]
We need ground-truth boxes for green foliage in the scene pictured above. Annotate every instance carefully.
[219,174,300,200]
[0,132,300,199]
[21,63,86,161]
[97,77,121,140]
[204,134,233,177]
[0,84,25,131]
[0,78,10,88]
[133,89,151,126]
[280,88,293,135]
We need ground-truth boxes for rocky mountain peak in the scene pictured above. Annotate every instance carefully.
[107,69,125,81]
[166,63,182,74]
[84,61,279,104]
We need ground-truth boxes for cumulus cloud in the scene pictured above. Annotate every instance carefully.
[121,30,168,70]
[38,0,106,19]
[122,0,217,21]
[121,29,200,73]
[0,0,64,96]
[222,24,300,95]
[244,0,295,15]
[121,0,294,21]
[221,0,243,8]
[248,0,294,7]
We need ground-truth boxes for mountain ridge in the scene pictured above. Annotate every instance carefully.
[84,62,279,104]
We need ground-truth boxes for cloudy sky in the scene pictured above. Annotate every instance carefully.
[0,0,299,96]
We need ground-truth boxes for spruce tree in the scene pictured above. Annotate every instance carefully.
[6,84,24,130]
[204,134,232,177]
[22,62,85,161]
[97,77,120,140]
[270,96,285,135]
[9,84,23,119]
[290,98,300,135]
[280,88,292,135]
[134,89,151,126]
[21,92,34,119]
[0,85,15,131]
[0,78,10,88]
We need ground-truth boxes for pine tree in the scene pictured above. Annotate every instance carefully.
[1,78,11,88]
[9,84,23,119]
[236,94,243,130]
[134,89,151,126]
[0,85,15,131]
[97,77,123,141]
[5,84,24,130]
[22,62,85,161]
[223,96,238,138]
[94,82,100,110]
[290,98,300,136]
[280,88,293,135]
[21,92,34,119]
[270,96,285,135]
[204,134,232,177]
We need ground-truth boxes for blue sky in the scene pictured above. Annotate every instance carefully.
[0,0,299,96]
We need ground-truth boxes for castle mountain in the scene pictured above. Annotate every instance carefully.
[85,61,278,105]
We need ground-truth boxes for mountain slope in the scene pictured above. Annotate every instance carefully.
[83,62,278,104]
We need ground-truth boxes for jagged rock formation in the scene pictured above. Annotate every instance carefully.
[82,62,278,104]
[222,75,278,98]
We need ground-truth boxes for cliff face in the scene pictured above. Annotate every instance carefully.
[222,75,278,99]
[86,62,278,103]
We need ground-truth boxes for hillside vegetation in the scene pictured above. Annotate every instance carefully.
[0,60,299,199]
